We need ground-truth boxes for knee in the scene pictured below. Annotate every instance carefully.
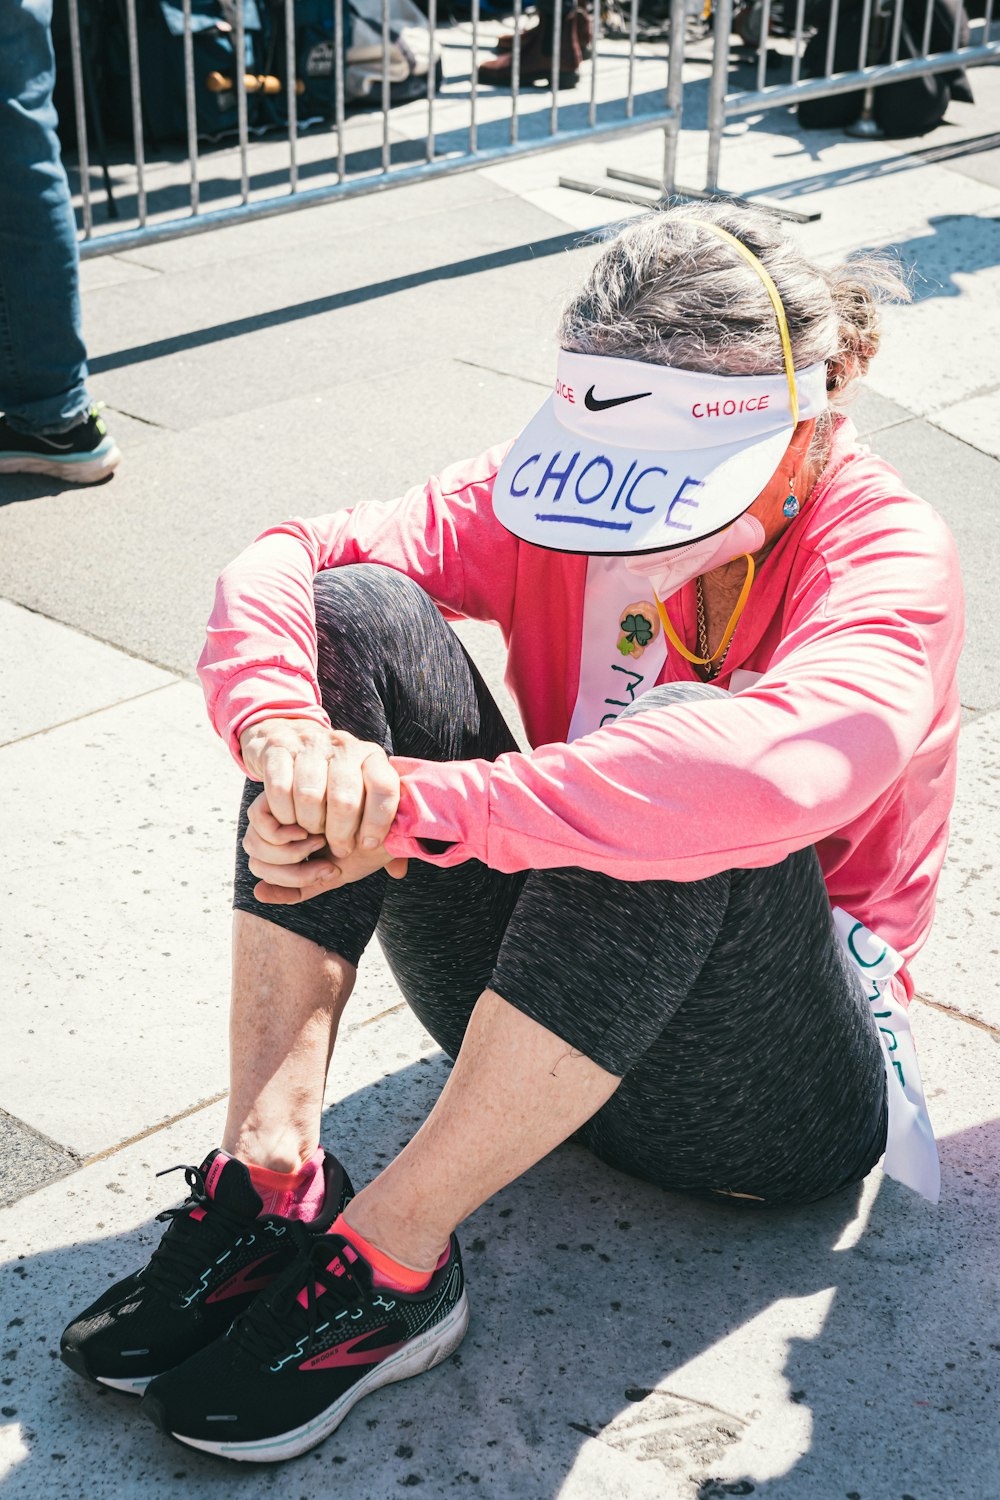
[312,564,438,640]
[616,679,728,723]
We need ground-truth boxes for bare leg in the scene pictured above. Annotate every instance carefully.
[222,911,356,1173]
[343,989,621,1271]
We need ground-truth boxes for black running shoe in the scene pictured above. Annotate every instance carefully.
[60,1149,353,1395]
[140,1228,468,1461]
[0,405,121,483]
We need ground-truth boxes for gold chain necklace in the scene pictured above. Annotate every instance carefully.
[695,575,732,680]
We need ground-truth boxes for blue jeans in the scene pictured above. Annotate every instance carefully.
[0,0,90,435]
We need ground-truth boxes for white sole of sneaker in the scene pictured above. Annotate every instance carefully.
[0,443,122,484]
[172,1290,470,1462]
[98,1372,158,1395]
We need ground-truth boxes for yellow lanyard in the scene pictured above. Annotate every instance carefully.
[654,554,755,666]
[653,222,799,668]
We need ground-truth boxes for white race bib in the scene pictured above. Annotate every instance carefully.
[832,907,940,1203]
[568,555,668,741]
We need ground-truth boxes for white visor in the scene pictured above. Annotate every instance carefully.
[493,351,829,554]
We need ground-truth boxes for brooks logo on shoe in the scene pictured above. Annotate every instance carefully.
[584,386,652,412]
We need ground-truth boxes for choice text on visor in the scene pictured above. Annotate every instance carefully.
[508,449,704,534]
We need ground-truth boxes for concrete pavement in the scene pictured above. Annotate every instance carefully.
[2,48,999,1500]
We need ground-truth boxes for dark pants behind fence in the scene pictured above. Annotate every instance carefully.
[234,564,888,1206]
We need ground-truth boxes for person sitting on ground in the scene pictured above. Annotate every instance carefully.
[62,202,961,1464]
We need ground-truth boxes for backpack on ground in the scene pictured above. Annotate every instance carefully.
[798,0,973,136]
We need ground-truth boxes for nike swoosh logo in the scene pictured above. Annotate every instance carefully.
[584,387,652,412]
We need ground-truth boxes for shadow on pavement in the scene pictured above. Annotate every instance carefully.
[84,227,596,377]
[3,1041,997,1497]
[0,471,117,509]
[888,211,1000,298]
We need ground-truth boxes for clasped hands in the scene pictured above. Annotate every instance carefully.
[239,718,409,905]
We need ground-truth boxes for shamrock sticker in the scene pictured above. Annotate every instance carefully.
[621,612,654,647]
[615,603,660,660]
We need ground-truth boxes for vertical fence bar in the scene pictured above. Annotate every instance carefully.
[66,0,93,238]
[857,0,875,68]
[625,0,638,117]
[824,0,841,74]
[661,0,687,195]
[335,0,346,180]
[285,0,299,193]
[756,0,773,92]
[550,0,563,134]
[124,0,147,224]
[382,0,391,171]
[470,0,480,152]
[235,0,250,202]
[951,0,962,47]
[921,0,934,53]
[984,0,995,27]
[426,0,437,160]
[510,0,522,143]
[588,0,600,128]
[789,0,806,85]
[706,0,734,191]
[182,0,200,215]
[888,0,904,62]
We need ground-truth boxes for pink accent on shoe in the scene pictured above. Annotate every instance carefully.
[204,1152,232,1199]
[189,1206,207,1222]
[246,1147,326,1220]
[295,1253,348,1310]
[330,1213,438,1292]
[205,1252,280,1304]
[299,1329,402,1372]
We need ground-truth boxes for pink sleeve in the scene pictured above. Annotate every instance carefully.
[198,444,517,766]
[386,497,963,880]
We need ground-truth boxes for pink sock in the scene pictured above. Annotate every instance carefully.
[245,1148,326,1221]
[330,1213,450,1293]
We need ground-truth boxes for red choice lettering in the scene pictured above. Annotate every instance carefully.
[555,381,575,404]
[691,393,771,418]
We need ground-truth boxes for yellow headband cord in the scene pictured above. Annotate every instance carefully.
[652,221,798,669]
[696,221,800,426]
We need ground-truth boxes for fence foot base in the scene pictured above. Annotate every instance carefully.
[559,168,822,223]
[845,115,885,139]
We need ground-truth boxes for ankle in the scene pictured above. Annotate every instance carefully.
[341,1194,448,1276]
[222,1124,318,1176]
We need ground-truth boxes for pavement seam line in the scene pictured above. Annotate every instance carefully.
[0,1106,83,1166]
[913,994,1000,1039]
[352,1000,408,1029]
[928,377,1000,412]
[925,417,1000,463]
[0,679,184,751]
[80,1089,231,1168]
[0,596,185,675]
[104,405,177,432]
[454,356,550,389]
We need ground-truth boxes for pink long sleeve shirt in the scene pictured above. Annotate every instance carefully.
[199,419,964,1002]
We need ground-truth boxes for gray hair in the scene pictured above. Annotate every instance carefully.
[560,201,910,458]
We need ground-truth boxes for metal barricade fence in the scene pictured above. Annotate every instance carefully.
[704,0,1000,191]
[67,0,689,257]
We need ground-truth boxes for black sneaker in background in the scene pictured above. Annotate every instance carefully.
[60,1149,353,1395]
[141,1229,469,1461]
[0,406,121,483]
